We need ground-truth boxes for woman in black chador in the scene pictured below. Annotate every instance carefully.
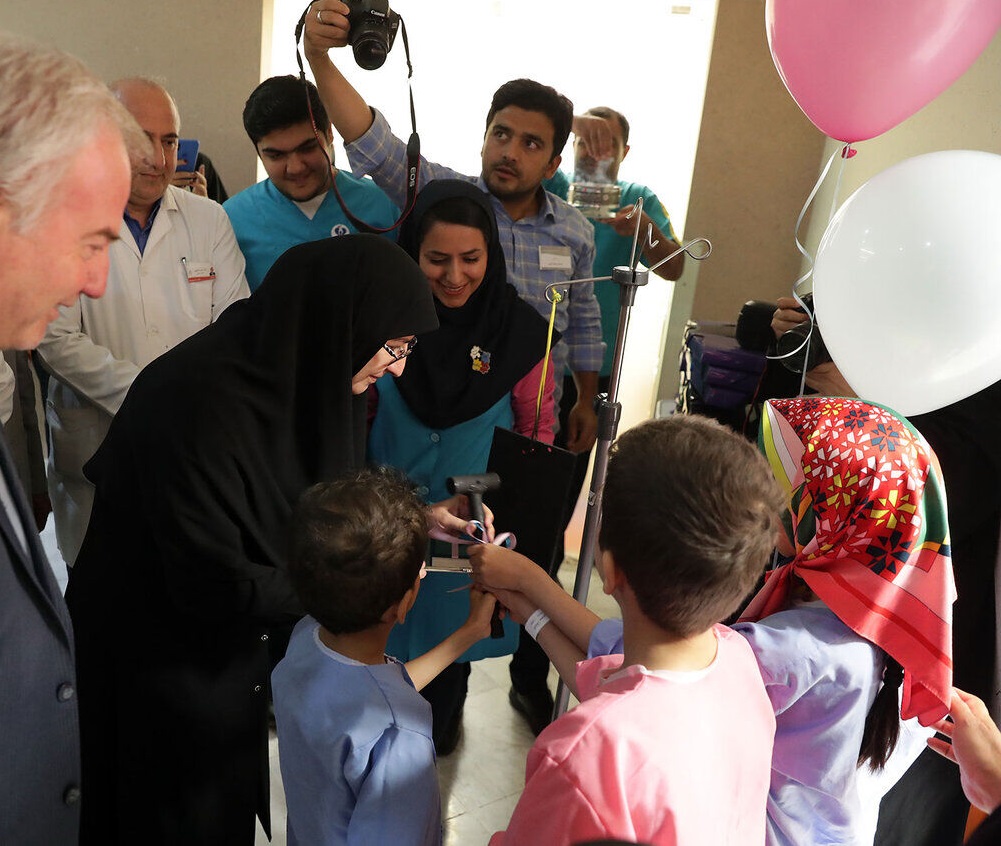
[66,235,441,845]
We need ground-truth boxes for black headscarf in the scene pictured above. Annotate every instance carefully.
[394,179,554,429]
[79,234,439,618]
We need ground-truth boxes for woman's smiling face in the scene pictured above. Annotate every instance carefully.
[418,221,489,308]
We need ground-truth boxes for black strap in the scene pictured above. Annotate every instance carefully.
[293,1,420,233]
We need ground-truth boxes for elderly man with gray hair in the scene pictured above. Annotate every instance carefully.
[37,77,250,568]
[0,31,145,846]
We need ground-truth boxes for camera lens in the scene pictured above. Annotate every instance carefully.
[775,323,814,374]
[352,33,389,70]
[776,322,831,374]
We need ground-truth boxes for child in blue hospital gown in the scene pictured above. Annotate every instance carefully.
[272,468,496,846]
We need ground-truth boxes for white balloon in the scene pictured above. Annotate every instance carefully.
[814,150,1001,416]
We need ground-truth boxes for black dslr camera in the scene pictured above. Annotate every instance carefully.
[346,0,400,70]
[773,294,831,374]
[735,295,831,374]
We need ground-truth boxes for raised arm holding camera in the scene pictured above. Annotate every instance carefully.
[770,294,854,395]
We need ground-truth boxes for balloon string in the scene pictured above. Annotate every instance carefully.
[828,146,852,224]
[776,143,855,396]
[795,334,810,397]
[800,147,853,394]
[792,145,840,292]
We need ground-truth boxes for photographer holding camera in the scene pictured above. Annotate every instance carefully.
[305,0,602,737]
[770,294,855,396]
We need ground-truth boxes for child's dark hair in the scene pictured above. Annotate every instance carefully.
[598,415,784,638]
[858,655,904,770]
[417,196,493,252]
[243,75,330,146]
[485,79,574,160]
[287,467,428,634]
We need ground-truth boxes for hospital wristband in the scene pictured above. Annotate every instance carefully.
[524,609,551,641]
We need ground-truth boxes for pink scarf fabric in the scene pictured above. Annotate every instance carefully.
[739,397,956,724]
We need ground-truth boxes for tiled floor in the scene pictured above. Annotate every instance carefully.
[43,517,620,846]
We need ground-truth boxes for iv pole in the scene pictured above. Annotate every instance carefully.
[550,201,712,718]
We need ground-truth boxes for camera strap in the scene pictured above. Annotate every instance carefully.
[295,3,420,233]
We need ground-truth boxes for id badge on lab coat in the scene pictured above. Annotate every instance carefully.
[182,259,215,283]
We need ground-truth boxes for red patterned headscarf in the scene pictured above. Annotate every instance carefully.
[739,397,956,725]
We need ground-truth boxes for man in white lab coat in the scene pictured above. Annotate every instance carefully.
[37,78,249,566]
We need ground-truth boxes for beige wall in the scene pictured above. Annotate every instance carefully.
[687,0,828,321]
[0,1,267,194]
[658,0,828,400]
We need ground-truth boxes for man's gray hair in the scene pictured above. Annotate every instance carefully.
[0,32,149,232]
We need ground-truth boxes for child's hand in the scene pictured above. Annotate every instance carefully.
[468,545,538,592]
[488,586,537,627]
[465,587,498,641]
[928,687,1001,813]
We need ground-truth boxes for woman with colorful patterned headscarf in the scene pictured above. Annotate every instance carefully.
[733,396,957,846]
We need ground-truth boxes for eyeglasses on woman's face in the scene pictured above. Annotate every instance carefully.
[383,337,418,361]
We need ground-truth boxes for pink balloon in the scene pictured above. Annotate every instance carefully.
[767,0,1001,142]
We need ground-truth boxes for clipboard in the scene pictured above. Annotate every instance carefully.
[486,427,576,572]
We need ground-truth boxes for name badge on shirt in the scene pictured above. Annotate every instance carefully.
[183,260,216,283]
[538,245,573,272]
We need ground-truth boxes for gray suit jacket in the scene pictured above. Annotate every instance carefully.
[0,431,80,844]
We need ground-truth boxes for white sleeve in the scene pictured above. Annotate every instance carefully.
[35,299,140,416]
[208,208,250,319]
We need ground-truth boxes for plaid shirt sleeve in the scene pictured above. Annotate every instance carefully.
[344,109,473,207]
[564,221,602,374]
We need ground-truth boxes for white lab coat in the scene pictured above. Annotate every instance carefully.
[36,186,250,564]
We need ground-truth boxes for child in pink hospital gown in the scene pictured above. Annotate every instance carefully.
[474,415,784,846]
[483,399,956,846]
